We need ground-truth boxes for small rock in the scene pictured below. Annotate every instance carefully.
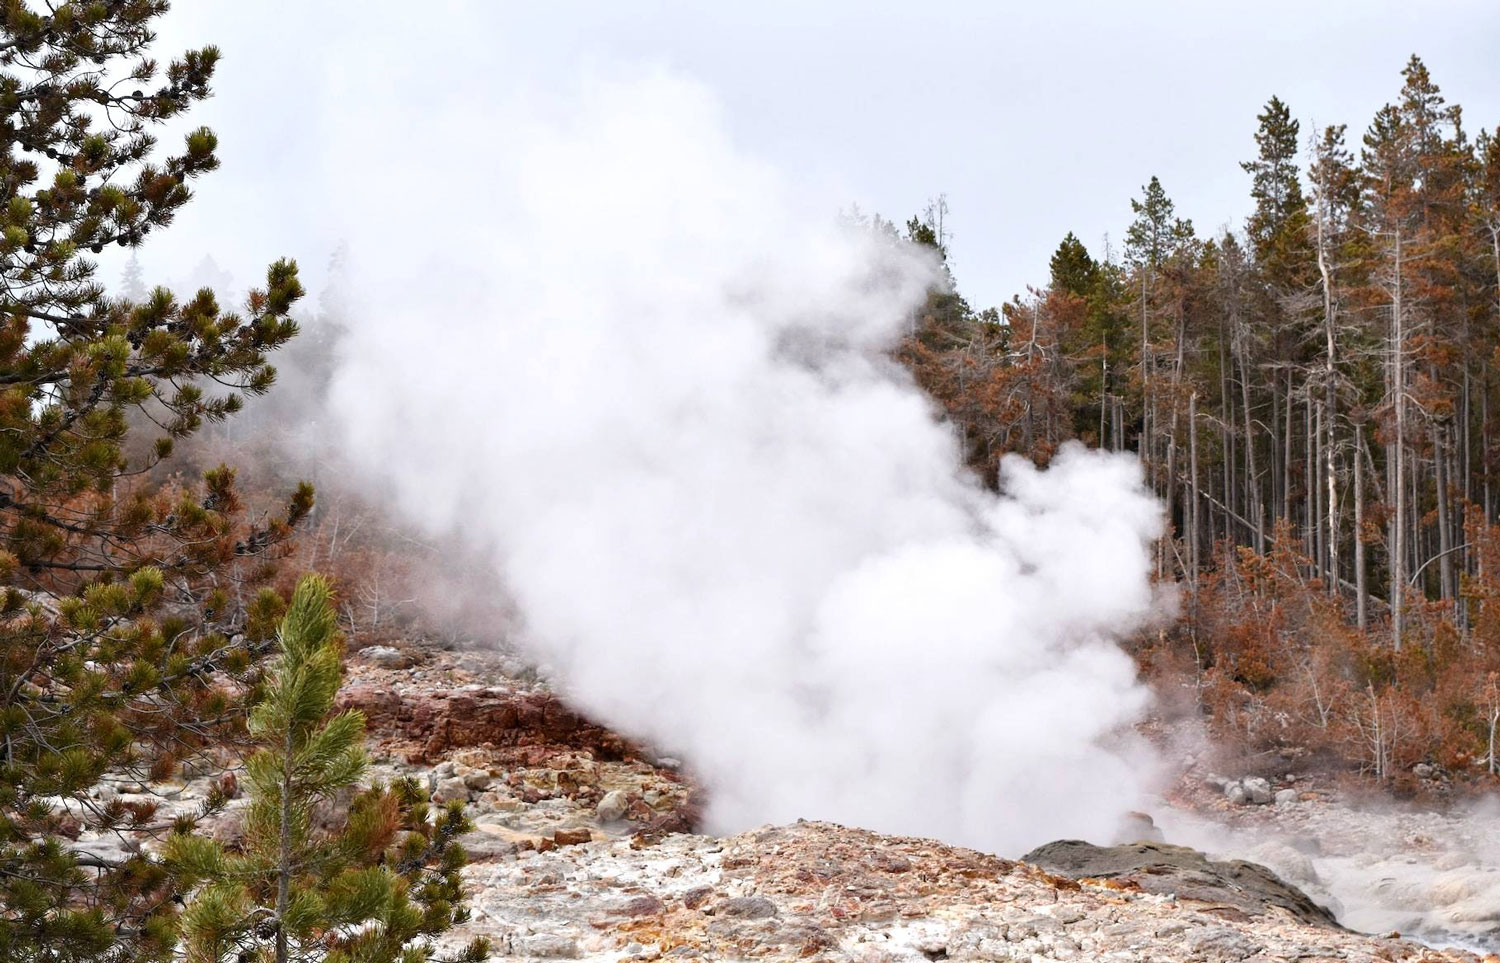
[611,894,665,917]
[179,756,218,780]
[553,828,592,846]
[1185,927,1263,958]
[481,792,523,812]
[431,777,471,804]
[654,757,682,771]
[1114,811,1165,844]
[455,832,518,860]
[596,789,630,822]
[720,896,778,919]
[1413,763,1436,779]
[681,885,714,909]
[463,771,492,791]
[357,645,411,668]
[92,784,119,804]
[1225,783,1248,805]
[1275,789,1298,806]
[516,934,579,959]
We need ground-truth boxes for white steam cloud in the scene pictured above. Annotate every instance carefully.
[326,69,1165,854]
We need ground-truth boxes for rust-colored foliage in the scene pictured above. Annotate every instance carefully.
[1142,516,1500,785]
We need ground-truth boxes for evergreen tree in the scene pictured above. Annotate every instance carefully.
[1049,231,1099,297]
[1362,104,1412,226]
[1125,176,1186,272]
[165,576,487,963]
[0,6,311,960]
[121,250,147,301]
[1241,96,1313,285]
[1123,176,1193,479]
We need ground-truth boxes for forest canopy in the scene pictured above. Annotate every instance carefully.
[898,54,1500,783]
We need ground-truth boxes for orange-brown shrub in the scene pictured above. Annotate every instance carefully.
[1142,517,1500,788]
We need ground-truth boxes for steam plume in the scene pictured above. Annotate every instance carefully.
[326,69,1166,854]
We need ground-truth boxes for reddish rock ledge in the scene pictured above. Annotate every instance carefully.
[337,682,637,764]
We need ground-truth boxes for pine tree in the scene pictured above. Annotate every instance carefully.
[165,575,488,963]
[1125,176,1186,273]
[1124,176,1194,486]
[1241,96,1314,286]
[1049,232,1099,297]
[0,6,312,960]
[121,250,147,301]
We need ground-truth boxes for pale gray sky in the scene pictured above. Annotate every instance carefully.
[125,0,1500,312]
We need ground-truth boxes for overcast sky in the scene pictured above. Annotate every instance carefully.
[126,1,1500,312]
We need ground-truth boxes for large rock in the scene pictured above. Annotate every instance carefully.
[357,645,413,669]
[1021,839,1341,929]
[595,789,630,822]
[1242,776,1274,804]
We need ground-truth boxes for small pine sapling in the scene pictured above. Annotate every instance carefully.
[165,575,488,963]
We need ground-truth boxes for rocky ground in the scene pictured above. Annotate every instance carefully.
[63,642,1500,962]
[1156,767,1500,956]
[339,644,1500,963]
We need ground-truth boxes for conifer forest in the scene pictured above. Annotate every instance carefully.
[899,56,1500,781]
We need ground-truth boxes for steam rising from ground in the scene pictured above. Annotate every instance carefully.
[1160,797,1500,952]
[326,70,1165,854]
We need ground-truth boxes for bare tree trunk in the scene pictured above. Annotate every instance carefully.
[1314,400,1326,581]
[1272,375,1282,525]
[1284,372,1294,527]
[1307,393,1318,567]
[1236,326,1264,553]
[1325,401,1340,596]
[1141,269,1151,478]
[1190,391,1201,582]
[1355,426,1368,630]
[1435,424,1454,606]
[1100,346,1108,449]
[1315,159,1342,596]
[1391,229,1406,652]
[1485,376,1493,522]
[1464,361,1473,509]
[1219,319,1235,542]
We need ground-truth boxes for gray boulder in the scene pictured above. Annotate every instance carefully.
[431,776,471,804]
[1021,839,1341,929]
[1242,777,1274,804]
[357,645,411,669]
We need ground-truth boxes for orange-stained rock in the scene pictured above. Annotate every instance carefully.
[553,827,593,846]
[336,682,636,764]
